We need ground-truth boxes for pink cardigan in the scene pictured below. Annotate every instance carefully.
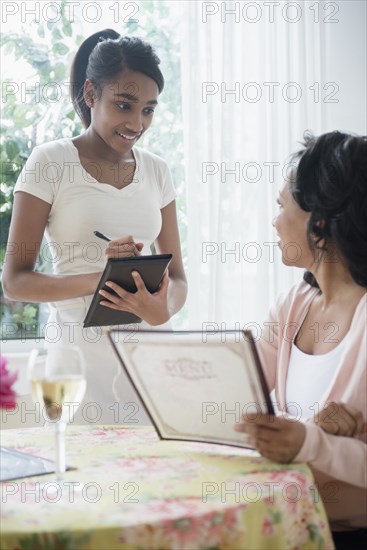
[257,279,367,531]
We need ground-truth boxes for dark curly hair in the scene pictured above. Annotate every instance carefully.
[70,29,164,128]
[290,130,367,288]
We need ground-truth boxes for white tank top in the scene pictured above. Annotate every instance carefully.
[285,337,347,420]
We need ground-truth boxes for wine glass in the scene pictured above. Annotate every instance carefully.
[28,345,86,480]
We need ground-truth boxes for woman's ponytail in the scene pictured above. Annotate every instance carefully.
[70,29,120,128]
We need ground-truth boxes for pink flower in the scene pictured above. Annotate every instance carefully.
[0,355,18,409]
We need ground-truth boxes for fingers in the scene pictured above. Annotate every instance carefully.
[106,243,140,258]
[98,272,149,311]
[99,299,131,312]
[314,403,340,435]
[237,412,280,430]
[131,271,148,292]
[253,444,292,464]
[105,235,144,258]
[236,423,272,444]
[100,274,147,299]
[99,283,130,310]
[339,403,364,436]
[315,402,365,437]
[333,409,356,436]
[153,271,170,295]
[234,413,306,463]
[100,271,160,300]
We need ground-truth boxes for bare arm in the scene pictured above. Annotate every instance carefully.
[155,200,187,317]
[2,191,101,302]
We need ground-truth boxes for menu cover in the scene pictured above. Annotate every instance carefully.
[108,330,274,448]
[84,254,172,328]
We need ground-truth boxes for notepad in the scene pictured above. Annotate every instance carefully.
[83,254,172,327]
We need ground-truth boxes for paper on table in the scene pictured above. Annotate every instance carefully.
[0,447,55,481]
[0,447,73,481]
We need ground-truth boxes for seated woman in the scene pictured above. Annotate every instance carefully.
[235,131,366,548]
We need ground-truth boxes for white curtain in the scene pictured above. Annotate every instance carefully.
[178,0,326,328]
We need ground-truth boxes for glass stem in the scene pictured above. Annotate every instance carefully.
[55,421,66,480]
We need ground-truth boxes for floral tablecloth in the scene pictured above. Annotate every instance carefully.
[0,425,334,550]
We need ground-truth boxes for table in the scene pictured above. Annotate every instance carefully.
[0,425,334,549]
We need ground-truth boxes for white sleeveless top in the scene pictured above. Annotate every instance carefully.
[285,337,347,420]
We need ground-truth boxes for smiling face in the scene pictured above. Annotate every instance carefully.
[84,69,159,160]
[273,181,314,268]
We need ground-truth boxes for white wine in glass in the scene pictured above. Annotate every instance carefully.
[28,346,86,478]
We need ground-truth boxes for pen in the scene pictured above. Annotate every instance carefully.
[94,230,112,242]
